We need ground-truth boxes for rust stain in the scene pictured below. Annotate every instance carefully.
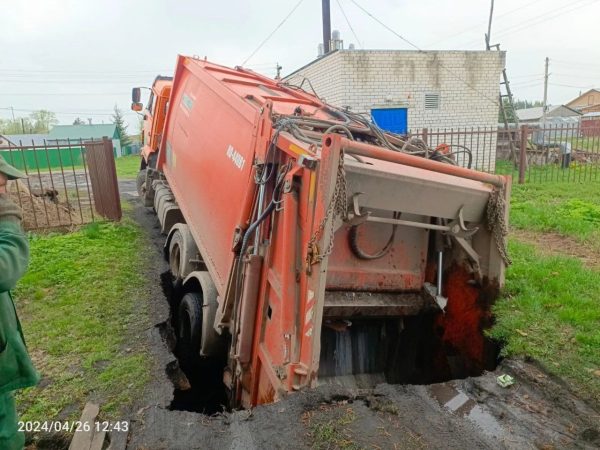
[434,264,498,375]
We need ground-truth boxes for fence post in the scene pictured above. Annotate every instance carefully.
[518,124,528,184]
[422,128,428,145]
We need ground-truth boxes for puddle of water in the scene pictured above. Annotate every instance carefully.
[428,383,505,439]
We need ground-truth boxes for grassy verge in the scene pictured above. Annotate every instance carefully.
[492,240,600,404]
[115,155,141,179]
[14,220,151,421]
[492,178,600,404]
[509,180,600,250]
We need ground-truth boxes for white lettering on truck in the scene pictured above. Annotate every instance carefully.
[226,144,245,170]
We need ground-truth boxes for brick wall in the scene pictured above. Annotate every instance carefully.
[285,50,505,171]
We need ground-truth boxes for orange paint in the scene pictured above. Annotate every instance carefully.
[435,265,494,373]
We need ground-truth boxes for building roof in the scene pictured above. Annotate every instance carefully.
[0,134,51,146]
[583,111,600,118]
[566,89,600,107]
[515,105,581,121]
[48,124,118,141]
[284,48,505,79]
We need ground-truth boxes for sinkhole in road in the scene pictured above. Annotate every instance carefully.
[160,272,227,415]
[159,263,501,412]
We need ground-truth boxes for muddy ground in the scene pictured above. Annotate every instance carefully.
[118,180,600,450]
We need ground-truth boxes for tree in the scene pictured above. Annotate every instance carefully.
[0,117,34,134]
[29,109,58,133]
[112,105,132,148]
[499,98,543,123]
[73,117,86,125]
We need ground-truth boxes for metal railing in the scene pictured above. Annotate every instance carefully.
[409,124,600,184]
[2,137,121,231]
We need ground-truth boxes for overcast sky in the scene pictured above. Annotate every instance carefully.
[1,0,599,131]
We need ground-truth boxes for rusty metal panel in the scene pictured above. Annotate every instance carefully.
[84,138,122,221]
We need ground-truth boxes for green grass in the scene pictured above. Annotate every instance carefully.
[495,159,600,184]
[14,220,151,421]
[115,155,141,179]
[308,406,361,450]
[509,180,600,247]
[492,179,600,405]
[491,240,600,404]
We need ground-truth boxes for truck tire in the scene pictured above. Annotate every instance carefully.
[168,226,201,283]
[136,169,154,207]
[178,292,202,362]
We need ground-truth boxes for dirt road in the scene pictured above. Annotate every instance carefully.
[119,180,600,450]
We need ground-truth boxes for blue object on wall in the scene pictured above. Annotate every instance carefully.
[371,108,408,134]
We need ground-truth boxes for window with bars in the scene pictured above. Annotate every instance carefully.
[425,93,440,110]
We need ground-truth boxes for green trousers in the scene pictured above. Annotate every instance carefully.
[0,392,24,450]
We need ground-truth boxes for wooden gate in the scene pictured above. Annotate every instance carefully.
[84,138,122,221]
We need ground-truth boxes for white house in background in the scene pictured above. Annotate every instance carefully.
[284,49,505,171]
[516,105,581,124]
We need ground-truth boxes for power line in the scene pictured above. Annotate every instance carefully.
[0,107,138,116]
[552,59,600,69]
[349,0,420,50]
[425,0,546,48]
[0,69,171,74]
[336,0,362,48]
[549,82,596,89]
[0,79,144,84]
[511,73,544,79]
[242,0,305,66]
[488,0,598,43]
[0,93,130,96]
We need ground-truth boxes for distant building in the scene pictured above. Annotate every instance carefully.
[48,124,123,157]
[566,89,600,114]
[581,112,600,137]
[284,49,505,171]
[0,134,50,147]
[515,105,581,124]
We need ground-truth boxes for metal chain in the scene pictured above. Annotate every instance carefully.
[307,151,348,268]
[486,186,512,266]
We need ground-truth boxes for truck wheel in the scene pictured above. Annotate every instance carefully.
[137,169,154,207]
[168,226,200,283]
[169,230,184,281]
[178,292,202,362]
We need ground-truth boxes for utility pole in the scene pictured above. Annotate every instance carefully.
[20,118,25,134]
[322,0,331,54]
[542,57,549,126]
[10,106,15,121]
[485,0,494,49]
[275,63,282,80]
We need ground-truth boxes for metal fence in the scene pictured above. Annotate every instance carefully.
[2,137,121,231]
[409,127,499,173]
[409,124,600,184]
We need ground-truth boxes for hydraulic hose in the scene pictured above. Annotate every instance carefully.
[348,213,400,260]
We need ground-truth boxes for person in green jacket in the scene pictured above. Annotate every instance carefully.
[0,155,40,450]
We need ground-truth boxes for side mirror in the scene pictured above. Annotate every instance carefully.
[132,87,141,103]
[131,102,143,112]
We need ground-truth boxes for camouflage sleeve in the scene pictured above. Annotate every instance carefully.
[0,194,29,292]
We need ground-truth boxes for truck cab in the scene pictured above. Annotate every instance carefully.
[131,76,173,199]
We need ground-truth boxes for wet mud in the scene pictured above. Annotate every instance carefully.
[120,180,600,450]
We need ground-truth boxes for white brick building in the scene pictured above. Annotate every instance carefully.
[284,50,505,171]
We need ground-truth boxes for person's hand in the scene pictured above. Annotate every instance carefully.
[0,172,7,195]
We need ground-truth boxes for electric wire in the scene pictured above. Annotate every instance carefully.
[461,0,599,46]
[424,0,547,47]
[241,0,305,66]
[336,0,363,48]
[348,0,501,108]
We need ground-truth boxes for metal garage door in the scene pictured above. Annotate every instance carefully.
[371,108,408,134]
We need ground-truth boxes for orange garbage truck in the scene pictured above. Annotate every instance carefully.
[131,55,511,409]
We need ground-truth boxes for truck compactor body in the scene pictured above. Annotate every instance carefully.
[132,55,511,409]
